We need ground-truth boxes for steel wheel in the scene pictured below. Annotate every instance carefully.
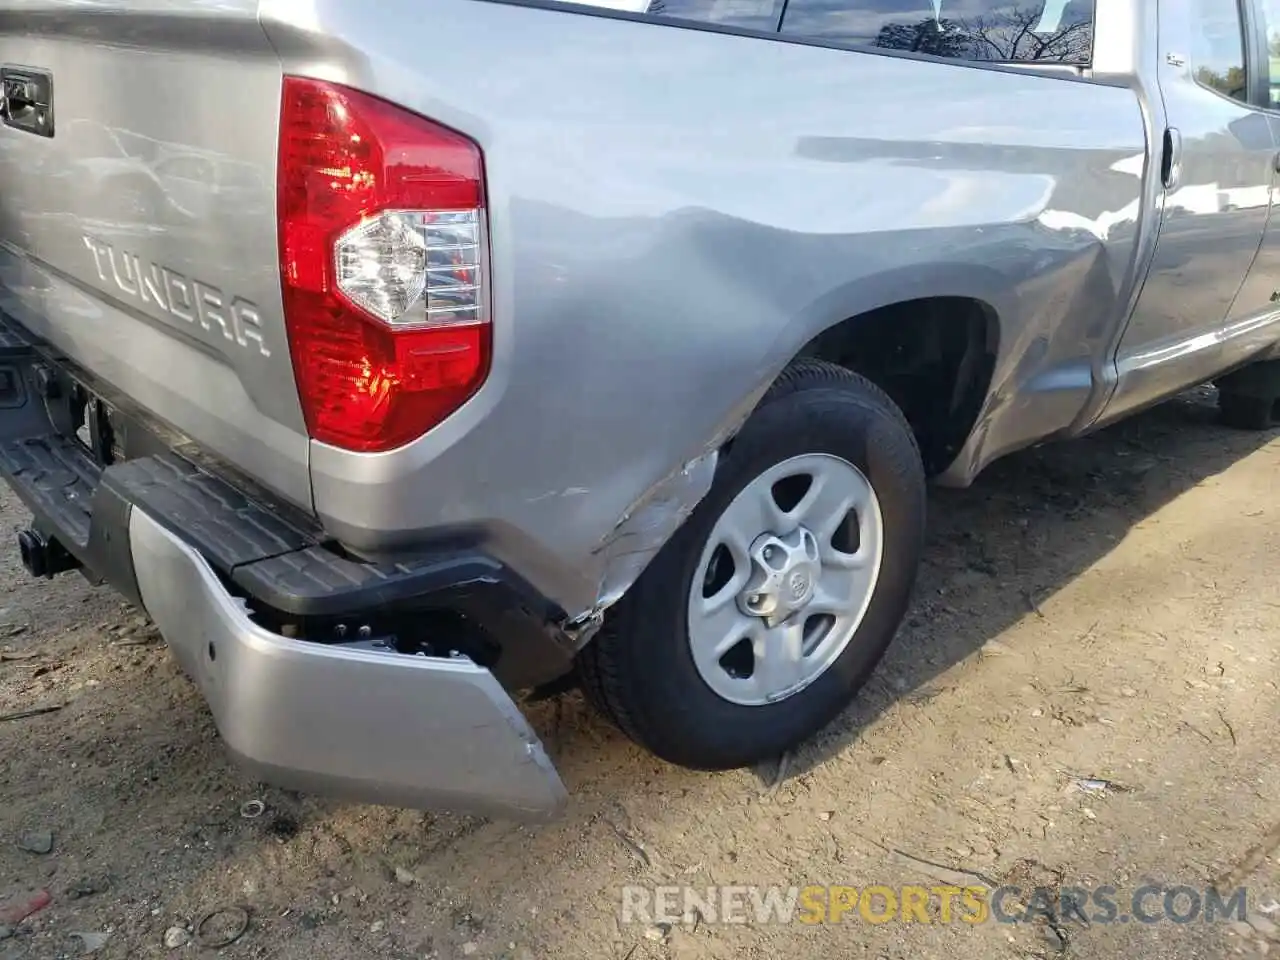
[686,452,884,706]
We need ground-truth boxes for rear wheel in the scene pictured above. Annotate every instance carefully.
[1218,391,1277,431]
[578,359,926,769]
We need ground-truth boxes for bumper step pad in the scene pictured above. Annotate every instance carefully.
[0,436,514,617]
[104,454,312,569]
[0,435,102,548]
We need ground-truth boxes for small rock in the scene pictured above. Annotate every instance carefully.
[644,924,670,942]
[16,830,53,855]
[461,942,479,956]
[370,920,385,934]
[1030,708,1044,718]
[1231,921,1255,937]
[394,866,417,886]
[1082,808,1097,821]
[0,926,12,942]
[163,926,189,949]
[1121,687,1137,698]
[1260,940,1272,957]
[818,811,833,822]
[1250,915,1279,937]
[66,879,101,900]
[71,931,111,954]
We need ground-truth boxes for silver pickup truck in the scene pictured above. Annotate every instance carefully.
[0,0,1277,820]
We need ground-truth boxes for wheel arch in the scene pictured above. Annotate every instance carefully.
[571,273,1005,643]
[765,269,1005,475]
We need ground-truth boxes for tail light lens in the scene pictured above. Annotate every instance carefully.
[278,77,490,452]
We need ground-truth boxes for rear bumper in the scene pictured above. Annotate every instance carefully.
[130,509,566,819]
[0,313,567,821]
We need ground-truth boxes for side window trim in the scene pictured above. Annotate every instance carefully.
[1242,0,1271,109]
[476,0,1129,87]
[1240,0,1280,112]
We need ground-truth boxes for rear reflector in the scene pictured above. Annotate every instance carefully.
[278,77,490,453]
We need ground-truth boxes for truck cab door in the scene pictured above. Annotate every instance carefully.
[1103,0,1278,423]
[1226,116,1280,321]
[1226,2,1280,321]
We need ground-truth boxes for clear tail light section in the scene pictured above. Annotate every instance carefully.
[278,77,490,453]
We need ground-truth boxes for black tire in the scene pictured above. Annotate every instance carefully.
[577,359,926,770]
[1218,391,1276,431]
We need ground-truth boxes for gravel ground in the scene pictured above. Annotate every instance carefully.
[1,387,1279,960]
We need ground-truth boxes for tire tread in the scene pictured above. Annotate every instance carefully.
[1219,391,1276,431]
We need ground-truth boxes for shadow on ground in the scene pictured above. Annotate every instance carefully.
[770,387,1274,782]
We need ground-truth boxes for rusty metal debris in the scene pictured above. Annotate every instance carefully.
[195,905,250,949]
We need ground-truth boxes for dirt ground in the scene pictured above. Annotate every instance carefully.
[1,387,1279,960]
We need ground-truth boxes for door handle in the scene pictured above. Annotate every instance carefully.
[1161,127,1182,191]
[0,65,54,138]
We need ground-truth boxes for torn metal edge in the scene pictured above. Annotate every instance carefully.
[562,445,724,647]
[557,379,772,648]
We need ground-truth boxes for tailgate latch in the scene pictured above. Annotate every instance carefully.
[1,65,53,139]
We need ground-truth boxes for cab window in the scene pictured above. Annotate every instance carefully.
[1254,0,1280,108]
[1190,0,1249,103]
[777,0,1095,64]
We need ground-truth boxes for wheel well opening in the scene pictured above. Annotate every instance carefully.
[799,297,998,475]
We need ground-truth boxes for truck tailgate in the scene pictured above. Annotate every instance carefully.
[0,0,309,509]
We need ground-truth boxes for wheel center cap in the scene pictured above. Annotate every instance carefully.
[738,526,822,625]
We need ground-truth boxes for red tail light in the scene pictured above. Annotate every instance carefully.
[278,77,490,452]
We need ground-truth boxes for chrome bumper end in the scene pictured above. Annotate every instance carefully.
[129,510,567,821]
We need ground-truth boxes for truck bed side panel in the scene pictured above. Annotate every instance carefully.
[262,0,1150,615]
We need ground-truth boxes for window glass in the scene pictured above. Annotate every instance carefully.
[1189,0,1248,103]
[645,0,782,31]
[777,1,1095,64]
[1256,0,1280,108]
